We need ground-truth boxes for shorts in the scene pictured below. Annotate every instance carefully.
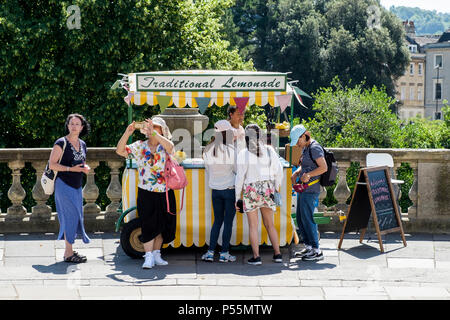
[242,180,276,213]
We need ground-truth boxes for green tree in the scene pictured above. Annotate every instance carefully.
[224,0,410,98]
[302,77,401,148]
[0,0,253,212]
[0,0,252,149]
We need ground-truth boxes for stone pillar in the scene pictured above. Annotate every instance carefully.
[7,160,27,218]
[333,161,351,212]
[393,161,403,211]
[82,161,100,215]
[408,161,418,219]
[105,160,122,217]
[31,161,51,218]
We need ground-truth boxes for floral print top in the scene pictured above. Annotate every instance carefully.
[126,140,167,192]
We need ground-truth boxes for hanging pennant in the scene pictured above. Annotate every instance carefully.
[124,92,133,106]
[156,95,172,112]
[276,93,293,113]
[195,97,211,114]
[233,96,249,114]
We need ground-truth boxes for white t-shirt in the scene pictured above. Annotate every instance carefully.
[235,144,283,200]
[203,143,236,190]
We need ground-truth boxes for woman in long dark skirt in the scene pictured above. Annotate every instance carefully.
[116,116,176,269]
[49,114,91,263]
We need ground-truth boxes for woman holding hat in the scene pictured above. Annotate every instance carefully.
[116,116,176,269]
[201,120,237,263]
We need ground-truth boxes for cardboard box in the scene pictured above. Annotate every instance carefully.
[284,143,303,167]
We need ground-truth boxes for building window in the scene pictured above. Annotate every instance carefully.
[418,88,422,101]
[409,63,414,75]
[408,45,417,53]
[418,63,423,75]
[435,55,443,68]
[401,87,405,100]
[410,87,414,100]
[435,83,442,100]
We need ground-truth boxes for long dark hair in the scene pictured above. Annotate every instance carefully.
[205,130,234,157]
[245,123,263,157]
[64,113,90,137]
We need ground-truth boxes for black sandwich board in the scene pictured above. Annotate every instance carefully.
[338,166,407,253]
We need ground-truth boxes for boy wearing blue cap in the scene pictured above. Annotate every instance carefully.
[290,125,328,261]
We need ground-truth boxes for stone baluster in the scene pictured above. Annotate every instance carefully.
[31,161,51,218]
[105,160,123,217]
[7,160,27,218]
[82,161,100,215]
[408,161,418,219]
[333,161,351,212]
[393,161,403,210]
[318,185,327,212]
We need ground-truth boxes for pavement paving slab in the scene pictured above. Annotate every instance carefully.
[0,231,449,300]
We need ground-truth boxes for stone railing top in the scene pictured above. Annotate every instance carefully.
[0,147,448,162]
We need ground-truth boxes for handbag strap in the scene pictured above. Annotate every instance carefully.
[59,137,67,164]
[266,147,276,191]
[165,150,184,215]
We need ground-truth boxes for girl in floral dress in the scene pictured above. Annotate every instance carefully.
[235,124,284,265]
[116,116,176,269]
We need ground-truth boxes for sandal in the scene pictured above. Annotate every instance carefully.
[64,252,87,263]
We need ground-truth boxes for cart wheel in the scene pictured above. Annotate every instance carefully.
[120,218,145,259]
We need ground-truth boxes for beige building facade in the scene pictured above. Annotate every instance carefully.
[395,50,426,120]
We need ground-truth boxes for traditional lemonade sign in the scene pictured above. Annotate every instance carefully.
[130,72,287,92]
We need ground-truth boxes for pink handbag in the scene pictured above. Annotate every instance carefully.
[164,151,188,215]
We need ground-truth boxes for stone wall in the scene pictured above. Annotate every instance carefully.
[0,147,448,234]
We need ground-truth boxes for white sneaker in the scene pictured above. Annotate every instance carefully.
[153,250,168,266]
[142,252,155,269]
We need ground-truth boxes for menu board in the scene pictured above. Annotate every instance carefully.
[338,166,406,253]
[366,169,399,232]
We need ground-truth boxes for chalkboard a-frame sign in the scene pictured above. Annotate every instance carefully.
[338,166,407,253]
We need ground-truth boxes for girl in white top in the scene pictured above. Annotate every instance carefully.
[235,124,283,265]
[202,120,237,263]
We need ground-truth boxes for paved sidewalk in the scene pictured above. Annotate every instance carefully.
[0,231,449,300]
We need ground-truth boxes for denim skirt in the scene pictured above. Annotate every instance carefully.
[54,178,90,244]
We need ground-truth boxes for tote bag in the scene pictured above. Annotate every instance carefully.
[41,138,67,195]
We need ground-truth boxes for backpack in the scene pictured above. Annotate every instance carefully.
[164,151,188,215]
[308,141,338,187]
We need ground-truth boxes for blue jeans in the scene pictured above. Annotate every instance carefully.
[296,192,320,249]
[209,189,236,253]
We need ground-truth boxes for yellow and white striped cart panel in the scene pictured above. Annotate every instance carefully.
[121,167,295,248]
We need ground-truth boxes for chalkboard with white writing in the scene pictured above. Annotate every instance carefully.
[366,169,399,232]
[339,166,406,253]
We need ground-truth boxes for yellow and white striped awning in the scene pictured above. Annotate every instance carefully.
[130,90,290,108]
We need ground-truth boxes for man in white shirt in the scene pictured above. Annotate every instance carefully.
[227,105,246,153]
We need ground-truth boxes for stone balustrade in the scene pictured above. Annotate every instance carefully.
[0,147,448,234]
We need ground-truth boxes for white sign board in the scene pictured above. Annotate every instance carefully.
[130,72,287,92]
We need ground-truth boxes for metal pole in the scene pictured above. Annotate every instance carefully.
[436,67,440,119]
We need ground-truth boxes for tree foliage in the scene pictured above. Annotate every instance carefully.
[390,6,450,35]
[222,0,410,97]
[0,0,252,149]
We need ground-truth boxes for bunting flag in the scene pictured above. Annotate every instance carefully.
[233,96,249,114]
[276,93,293,113]
[124,92,133,106]
[195,97,211,114]
[156,95,172,112]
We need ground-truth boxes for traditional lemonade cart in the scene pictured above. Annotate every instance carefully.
[113,70,302,258]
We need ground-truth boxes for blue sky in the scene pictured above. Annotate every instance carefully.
[379,0,450,14]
